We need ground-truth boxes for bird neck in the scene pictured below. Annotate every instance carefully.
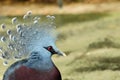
[25,52,54,71]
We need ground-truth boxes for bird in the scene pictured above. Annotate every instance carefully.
[1,11,66,80]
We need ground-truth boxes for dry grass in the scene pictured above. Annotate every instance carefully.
[0,2,120,80]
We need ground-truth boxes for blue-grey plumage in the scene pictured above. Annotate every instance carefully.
[7,30,12,35]
[2,51,10,59]
[3,60,8,66]
[1,11,66,80]
[0,47,2,52]
[26,11,32,16]
[1,24,6,30]
[12,17,17,24]
[23,11,32,20]
[3,46,65,80]
[1,36,6,42]
[0,11,65,60]
[8,43,14,50]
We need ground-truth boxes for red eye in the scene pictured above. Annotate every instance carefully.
[47,46,52,51]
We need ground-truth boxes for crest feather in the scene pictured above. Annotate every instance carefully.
[0,11,57,64]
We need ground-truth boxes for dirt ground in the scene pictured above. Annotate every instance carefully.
[0,2,120,16]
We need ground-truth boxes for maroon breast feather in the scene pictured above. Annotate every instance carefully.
[9,65,61,80]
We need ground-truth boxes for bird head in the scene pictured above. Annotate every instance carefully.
[25,24,66,58]
[44,46,65,56]
[0,11,65,65]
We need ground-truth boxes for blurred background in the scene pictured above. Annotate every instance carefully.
[0,0,120,80]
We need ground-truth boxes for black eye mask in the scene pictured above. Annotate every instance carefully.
[44,46,56,55]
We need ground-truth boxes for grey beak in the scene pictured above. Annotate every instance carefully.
[56,50,66,56]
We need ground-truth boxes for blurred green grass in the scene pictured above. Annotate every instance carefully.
[1,12,120,80]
